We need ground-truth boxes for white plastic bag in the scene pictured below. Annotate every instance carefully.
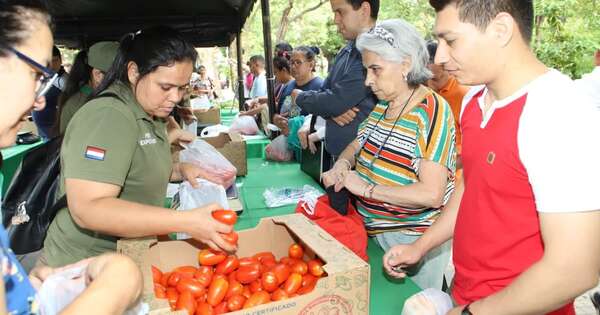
[401,288,454,315]
[200,124,230,138]
[180,139,237,189]
[190,96,212,110]
[176,179,229,239]
[229,115,259,135]
[37,265,148,315]
[265,135,293,161]
[182,120,198,135]
[263,185,321,208]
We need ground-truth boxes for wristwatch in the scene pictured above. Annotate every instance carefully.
[461,303,473,315]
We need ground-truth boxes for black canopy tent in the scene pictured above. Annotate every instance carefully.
[46,0,276,114]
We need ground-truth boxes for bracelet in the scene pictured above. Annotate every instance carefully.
[368,184,376,199]
[338,158,352,170]
[363,183,375,198]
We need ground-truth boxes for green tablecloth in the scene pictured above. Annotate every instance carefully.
[1,140,44,196]
[232,158,421,313]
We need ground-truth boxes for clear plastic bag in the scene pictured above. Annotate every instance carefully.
[263,185,321,208]
[180,139,237,189]
[265,135,293,161]
[176,179,229,239]
[229,115,259,135]
[401,288,453,315]
[37,265,148,315]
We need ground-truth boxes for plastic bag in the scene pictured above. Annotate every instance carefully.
[180,139,237,189]
[401,288,453,315]
[229,115,259,135]
[37,265,148,315]
[200,124,230,138]
[176,179,229,239]
[263,185,321,208]
[182,120,198,136]
[265,135,293,161]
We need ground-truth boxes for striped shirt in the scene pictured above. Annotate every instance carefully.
[355,89,457,235]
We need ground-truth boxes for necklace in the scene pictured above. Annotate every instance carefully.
[363,88,417,169]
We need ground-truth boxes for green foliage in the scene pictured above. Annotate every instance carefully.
[242,0,598,79]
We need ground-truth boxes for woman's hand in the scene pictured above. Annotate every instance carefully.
[298,126,310,149]
[307,132,320,154]
[29,257,94,290]
[182,203,236,253]
[342,171,369,195]
[322,160,351,190]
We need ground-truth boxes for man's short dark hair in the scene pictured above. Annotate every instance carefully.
[249,55,265,65]
[347,0,379,20]
[429,0,533,43]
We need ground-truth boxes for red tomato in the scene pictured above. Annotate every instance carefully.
[236,264,261,284]
[198,249,227,266]
[175,266,198,278]
[242,285,252,299]
[226,294,246,311]
[280,257,294,265]
[215,255,239,275]
[282,273,302,295]
[297,281,317,295]
[291,261,308,275]
[238,257,259,267]
[261,257,277,270]
[195,302,214,315]
[253,251,276,263]
[271,288,289,301]
[288,244,304,260]
[154,283,166,299]
[249,280,263,293]
[302,274,318,287]
[212,210,238,225]
[152,265,163,284]
[242,291,270,309]
[160,271,172,287]
[227,270,238,283]
[213,301,228,314]
[194,266,213,287]
[261,271,279,293]
[206,277,229,306]
[196,293,207,305]
[226,279,244,298]
[307,259,325,277]
[166,287,179,306]
[176,278,206,298]
[212,274,227,283]
[271,263,291,285]
[221,231,238,245]
[176,290,197,315]
[168,272,182,287]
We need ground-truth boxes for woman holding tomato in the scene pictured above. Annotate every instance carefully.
[0,1,142,313]
[42,26,235,267]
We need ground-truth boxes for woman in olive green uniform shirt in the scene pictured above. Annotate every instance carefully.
[43,26,234,267]
[58,41,119,134]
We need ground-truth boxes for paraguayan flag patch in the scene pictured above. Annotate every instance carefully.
[85,146,106,161]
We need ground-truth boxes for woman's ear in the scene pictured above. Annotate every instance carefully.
[401,57,413,80]
[127,61,140,85]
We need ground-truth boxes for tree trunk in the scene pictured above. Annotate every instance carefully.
[276,0,329,43]
[276,0,294,43]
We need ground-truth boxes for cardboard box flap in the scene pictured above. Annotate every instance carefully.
[271,214,368,273]
[228,131,244,142]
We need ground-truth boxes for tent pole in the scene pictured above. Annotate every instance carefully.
[260,0,275,123]
[236,31,244,111]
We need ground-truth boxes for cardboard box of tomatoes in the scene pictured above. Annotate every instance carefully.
[117,213,370,315]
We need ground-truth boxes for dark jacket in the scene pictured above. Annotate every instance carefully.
[296,41,376,156]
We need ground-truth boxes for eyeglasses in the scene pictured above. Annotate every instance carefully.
[290,60,306,67]
[8,47,58,99]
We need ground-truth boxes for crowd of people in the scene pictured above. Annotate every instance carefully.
[0,0,599,314]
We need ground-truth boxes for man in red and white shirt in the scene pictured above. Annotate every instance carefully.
[383,1,600,314]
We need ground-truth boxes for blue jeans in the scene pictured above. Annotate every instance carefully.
[375,231,451,290]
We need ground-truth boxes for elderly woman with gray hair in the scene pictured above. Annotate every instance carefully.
[322,19,457,290]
